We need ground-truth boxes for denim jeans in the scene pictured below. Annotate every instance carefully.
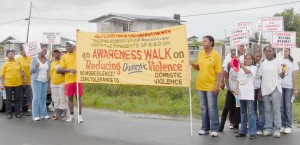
[281,88,293,128]
[240,100,257,135]
[31,80,48,118]
[263,87,282,133]
[198,91,219,132]
[254,89,264,131]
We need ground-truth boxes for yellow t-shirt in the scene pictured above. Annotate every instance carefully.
[195,49,222,91]
[16,56,32,85]
[60,52,76,84]
[50,60,65,85]
[1,60,22,86]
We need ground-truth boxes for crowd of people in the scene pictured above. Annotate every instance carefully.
[192,35,299,138]
[1,41,84,123]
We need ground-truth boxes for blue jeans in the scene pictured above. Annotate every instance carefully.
[240,100,257,135]
[198,91,219,132]
[263,87,282,133]
[281,88,293,128]
[254,89,264,131]
[31,80,48,118]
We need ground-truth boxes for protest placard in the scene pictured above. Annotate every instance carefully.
[76,25,190,87]
[262,17,284,32]
[230,27,249,46]
[237,22,253,37]
[23,40,41,56]
[256,18,263,32]
[43,32,61,44]
[272,31,296,48]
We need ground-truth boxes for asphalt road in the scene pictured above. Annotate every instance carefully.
[0,109,300,145]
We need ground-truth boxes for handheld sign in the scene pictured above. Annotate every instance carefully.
[230,27,249,46]
[272,31,296,48]
[43,32,61,44]
[256,18,263,32]
[23,40,42,56]
[237,22,253,37]
[262,17,284,32]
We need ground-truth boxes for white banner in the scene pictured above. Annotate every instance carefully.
[43,32,61,44]
[272,31,296,48]
[230,27,249,46]
[237,22,253,37]
[262,17,284,32]
[23,40,41,56]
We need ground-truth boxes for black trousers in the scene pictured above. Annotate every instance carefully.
[5,86,21,115]
[220,90,240,130]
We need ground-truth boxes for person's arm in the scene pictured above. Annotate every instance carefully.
[279,64,286,79]
[191,63,199,71]
[237,57,251,74]
[292,70,298,97]
[30,57,39,74]
[224,71,230,91]
[1,64,6,90]
[213,54,222,94]
[1,76,4,90]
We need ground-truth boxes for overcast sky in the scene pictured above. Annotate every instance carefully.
[1,0,300,42]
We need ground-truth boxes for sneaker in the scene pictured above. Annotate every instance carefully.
[233,128,239,133]
[41,116,50,119]
[284,128,292,134]
[263,130,272,136]
[66,115,75,122]
[280,127,285,133]
[27,110,32,116]
[249,134,256,139]
[229,125,234,129]
[236,133,246,137]
[198,130,209,135]
[15,114,22,118]
[211,132,218,137]
[33,117,40,121]
[274,132,280,138]
[78,115,84,123]
[257,130,263,135]
[7,113,12,119]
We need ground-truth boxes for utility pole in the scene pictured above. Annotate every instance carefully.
[224,29,227,39]
[26,1,32,43]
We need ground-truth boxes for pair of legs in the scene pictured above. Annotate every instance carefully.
[31,80,49,119]
[65,82,83,117]
[5,86,21,118]
[239,100,257,135]
[51,83,68,120]
[220,91,237,131]
[281,88,293,129]
[254,89,264,132]
[20,85,33,114]
[198,91,219,132]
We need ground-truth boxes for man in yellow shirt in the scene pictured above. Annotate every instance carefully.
[60,41,84,123]
[50,48,68,120]
[17,46,33,116]
[1,49,24,119]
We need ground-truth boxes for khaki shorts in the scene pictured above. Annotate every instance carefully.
[51,83,68,109]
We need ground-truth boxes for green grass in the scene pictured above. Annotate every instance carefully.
[83,67,300,121]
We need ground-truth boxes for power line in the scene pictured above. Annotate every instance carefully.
[0,19,27,25]
[31,17,88,22]
[182,0,300,17]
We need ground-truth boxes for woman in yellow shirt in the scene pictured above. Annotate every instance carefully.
[191,35,222,137]
[1,49,24,119]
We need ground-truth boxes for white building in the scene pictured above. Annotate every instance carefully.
[89,13,183,32]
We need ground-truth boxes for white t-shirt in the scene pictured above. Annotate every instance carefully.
[237,65,256,100]
[224,66,239,91]
[258,58,282,96]
[254,63,262,89]
[281,59,299,88]
[37,60,49,82]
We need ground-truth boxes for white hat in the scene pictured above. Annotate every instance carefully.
[66,41,76,46]
[59,47,67,52]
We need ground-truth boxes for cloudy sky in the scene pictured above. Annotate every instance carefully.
[1,0,300,42]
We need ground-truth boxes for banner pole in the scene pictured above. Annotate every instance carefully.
[189,66,193,136]
[76,29,80,123]
[258,31,262,46]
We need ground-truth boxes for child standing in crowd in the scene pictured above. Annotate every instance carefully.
[1,49,24,119]
[253,51,264,135]
[259,46,285,138]
[235,54,257,139]
[281,48,299,134]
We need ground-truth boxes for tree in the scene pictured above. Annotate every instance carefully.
[274,8,300,47]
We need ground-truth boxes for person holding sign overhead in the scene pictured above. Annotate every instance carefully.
[60,41,84,123]
[30,45,50,121]
[1,49,25,119]
[191,35,222,137]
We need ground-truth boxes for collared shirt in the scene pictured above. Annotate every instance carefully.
[50,60,65,85]
[1,60,22,86]
[60,52,76,84]
[17,56,32,85]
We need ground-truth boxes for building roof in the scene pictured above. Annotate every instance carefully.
[89,13,184,23]
[0,36,23,44]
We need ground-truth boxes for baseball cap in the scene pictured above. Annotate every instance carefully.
[6,48,15,55]
[66,41,76,46]
[53,48,61,53]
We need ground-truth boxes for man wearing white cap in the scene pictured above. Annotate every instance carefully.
[59,41,84,123]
